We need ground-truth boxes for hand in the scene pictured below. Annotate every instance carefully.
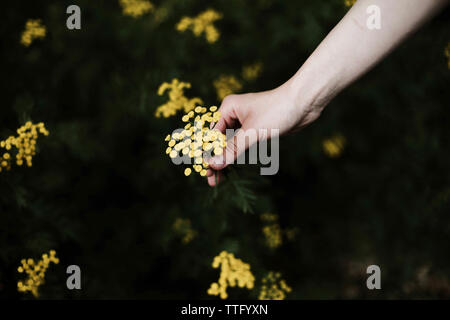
[205,82,325,186]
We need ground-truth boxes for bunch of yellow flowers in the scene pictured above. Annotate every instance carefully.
[262,224,283,249]
[259,271,292,300]
[213,75,242,100]
[260,213,283,249]
[445,42,450,69]
[207,251,255,299]
[173,217,197,244]
[176,9,223,43]
[17,250,59,298]
[165,105,226,177]
[20,19,46,47]
[242,62,263,82]
[119,0,154,18]
[0,121,49,172]
[322,133,346,158]
[156,79,203,118]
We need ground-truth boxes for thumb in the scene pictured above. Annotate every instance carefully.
[208,127,258,170]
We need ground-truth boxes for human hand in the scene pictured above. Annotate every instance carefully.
[205,81,326,186]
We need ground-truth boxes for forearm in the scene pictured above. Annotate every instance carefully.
[285,0,448,109]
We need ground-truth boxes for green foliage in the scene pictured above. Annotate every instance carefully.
[0,0,449,299]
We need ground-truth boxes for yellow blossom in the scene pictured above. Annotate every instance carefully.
[344,0,357,7]
[242,62,263,81]
[119,0,154,18]
[176,9,222,43]
[213,75,242,100]
[0,122,49,172]
[17,250,59,298]
[322,133,346,158]
[262,224,283,249]
[164,106,226,177]
[259,271,292,300]
[445,42,450,69]
[155,79,203,118]
[260,213,283,249]
[20,20,46,47]
[207,251,255,299]
[173,217,197,244]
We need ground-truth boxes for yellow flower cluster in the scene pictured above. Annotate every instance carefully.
[260,213,282,249]
[322,134,346,158]
[445,42,450,69]
[164,106,226,177]
[0,121,49,172]
[213,75,243,100]
[207,251,255,299]
[259,271,292,300]
[20,20,46,47]
[176,9,222,43]
[173,217,197,244]
[242,62,263,81]
[344,0,357,7]
[262,224,283,249]
[17,250,59,298]
[156,79,203,118]
[119,0,154,18]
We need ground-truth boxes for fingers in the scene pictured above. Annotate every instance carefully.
[207,170,223,187]
[205,94,250,186]
[207,127,257,171]
[212,95,242,133]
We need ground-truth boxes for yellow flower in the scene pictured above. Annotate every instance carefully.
[242,62,263,81]
[213,75,242,100]
[207,251,255,299]
[165,106,226,177]
[445,42,450,69]
[17,250,59,298]
[322,133,346,158]
[0,122,49,173]
[344,0,357,7]
[173,217,197,244]
[20,20,46,47]
[262,224,283,249]
[155,79,203,118]
[259,271,292,300]
[260,213,284,249]
[119,0,154,18]
[176,9,222,43]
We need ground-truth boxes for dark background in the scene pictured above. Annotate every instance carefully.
[0,0,449,299]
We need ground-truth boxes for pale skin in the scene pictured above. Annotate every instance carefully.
[206,0,449,186]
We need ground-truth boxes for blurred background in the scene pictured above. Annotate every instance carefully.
[0,0,449,299]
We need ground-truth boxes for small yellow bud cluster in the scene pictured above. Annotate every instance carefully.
[20,19,46,47]
[176,9,223,43]
[445,42,450,69]
[164,106,226,177]
[207,251,255,299]
[17,250,59,298]
[173,217,197,244]
[156,79,203,118]
[260,212,278,223]
[344,0,357,7]
[242,62,263,82]
[259,271,292,300]
[260,213,283,249]
[0,121,49,172]
[262,224,283,249]
[119,0,154,18]
[213,75,243,101]
[322,134,346,158]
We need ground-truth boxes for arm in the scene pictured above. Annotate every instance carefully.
[207,0,448,186]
